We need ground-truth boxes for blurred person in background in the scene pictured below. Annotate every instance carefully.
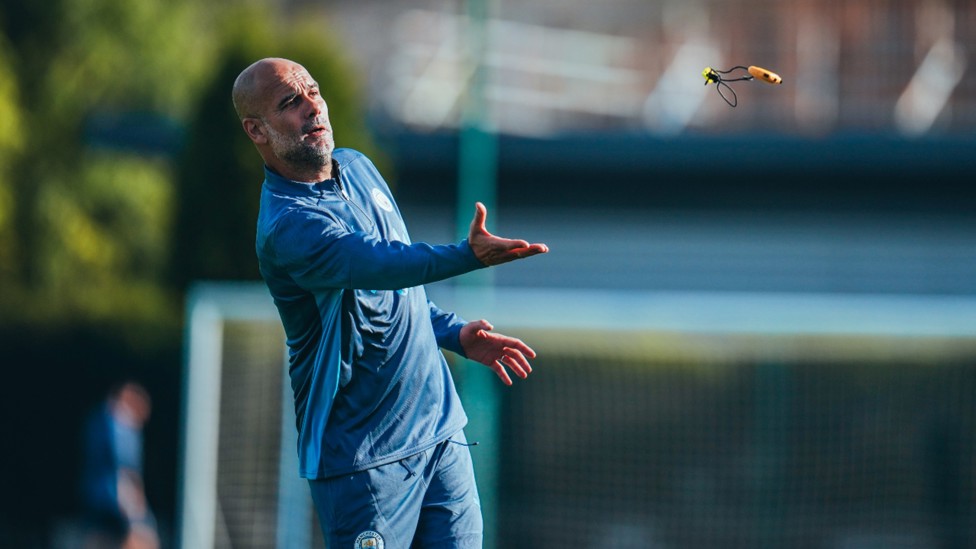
[79,381,158,549]
[233,57,548,548]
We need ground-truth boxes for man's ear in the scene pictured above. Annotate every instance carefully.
[242,118,268,145]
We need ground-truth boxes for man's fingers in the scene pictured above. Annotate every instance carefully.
[492,334,537,361]
[491,348,531,382]
[511,341,537,360]
[481,340,536,385]
[509,244,549,258]
[501,348,532,378]
[491,362,513,386]
[470,202,487,234]
[467,201,550,266]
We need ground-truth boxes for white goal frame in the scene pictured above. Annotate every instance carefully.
[177,282,311,549]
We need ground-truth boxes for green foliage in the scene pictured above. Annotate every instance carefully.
[35,153,173,285]
[171,45,265,285]
[0,34,23,285]
[32,0,214,118]
[0,0,220,328]
[0,0,380,327]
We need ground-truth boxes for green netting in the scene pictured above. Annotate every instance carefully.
[495,332,976,548]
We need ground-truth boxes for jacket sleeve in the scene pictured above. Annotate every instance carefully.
[428,300,467,357]
[270,208,485,292]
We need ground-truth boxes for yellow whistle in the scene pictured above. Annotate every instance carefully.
[702,67,720,84]
[748,66,782,84]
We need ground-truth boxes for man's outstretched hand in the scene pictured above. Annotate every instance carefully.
[468,202,549,266]
[459,320,537,386]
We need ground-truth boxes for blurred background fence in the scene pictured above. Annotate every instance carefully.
[179,284,976,549]
[495,329,976,549]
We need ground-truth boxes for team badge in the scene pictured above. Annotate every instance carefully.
[354,530,385,549]
[371,188,394,212]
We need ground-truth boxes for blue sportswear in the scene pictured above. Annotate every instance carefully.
[256,148,485,479]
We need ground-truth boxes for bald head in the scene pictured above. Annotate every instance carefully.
[233,57,335,182]
[232,57,308,120]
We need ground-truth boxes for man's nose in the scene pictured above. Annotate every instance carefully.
[303,95,321,117]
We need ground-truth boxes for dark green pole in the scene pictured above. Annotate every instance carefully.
[456,1,500,548]
[457,0,498,248]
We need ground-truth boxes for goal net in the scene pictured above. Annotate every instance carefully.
[178,283,321,549]
[179,283,976,548]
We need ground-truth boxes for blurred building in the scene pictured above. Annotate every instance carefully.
[314,0,973,137]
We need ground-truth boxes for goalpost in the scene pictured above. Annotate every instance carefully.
[177,282,315,549]
[178,282,976,548]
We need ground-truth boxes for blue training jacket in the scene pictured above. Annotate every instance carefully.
[256,148,485,479]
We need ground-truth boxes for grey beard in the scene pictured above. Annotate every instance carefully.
[264,121,332,174]
[281,142,331,171]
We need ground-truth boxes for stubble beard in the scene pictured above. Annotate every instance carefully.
[265,121,333,175]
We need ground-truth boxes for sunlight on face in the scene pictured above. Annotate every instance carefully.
[256,60,335,177]
[262,116,333,173]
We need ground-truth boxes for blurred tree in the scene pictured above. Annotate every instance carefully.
[171,7,383,286]
[0,34,24,299]
[0,0,383,317]
[0,0,218,325]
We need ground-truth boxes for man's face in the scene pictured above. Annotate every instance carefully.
[258,63,335,171]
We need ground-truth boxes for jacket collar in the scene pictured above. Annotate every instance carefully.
[263,162,340,197]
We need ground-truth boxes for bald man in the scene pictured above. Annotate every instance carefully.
[234,58,547,548]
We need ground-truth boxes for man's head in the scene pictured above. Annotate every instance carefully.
[233,58,335,182]
[110,381,152,428]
